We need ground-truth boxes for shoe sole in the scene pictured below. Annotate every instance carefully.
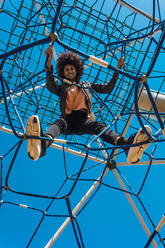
[26,115,41,160]
[127,125,152,164]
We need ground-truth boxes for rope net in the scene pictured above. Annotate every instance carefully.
[0,0,165,247]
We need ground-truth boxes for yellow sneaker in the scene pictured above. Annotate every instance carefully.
[127,125,152,163]
[26,115,41,160]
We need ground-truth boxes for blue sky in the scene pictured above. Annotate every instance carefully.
[0,1,165,248]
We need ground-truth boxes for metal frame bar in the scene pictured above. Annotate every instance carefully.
[144,215,165,248]
[1,125,165,167]
[113,0,160,23]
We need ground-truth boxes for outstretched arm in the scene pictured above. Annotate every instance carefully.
[45,45,61,96]
[92,57,125,94]
[45,44,54,71]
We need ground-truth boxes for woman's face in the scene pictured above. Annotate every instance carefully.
[63,64,77,81]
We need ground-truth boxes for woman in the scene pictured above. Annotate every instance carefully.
[26,45,152,163]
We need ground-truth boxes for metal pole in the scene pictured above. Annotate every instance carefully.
[144,215,165,248]
[113,0,160,23]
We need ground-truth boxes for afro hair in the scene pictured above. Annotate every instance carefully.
[56,52,84,82]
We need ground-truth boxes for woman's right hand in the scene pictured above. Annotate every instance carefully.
[44,44,53,69]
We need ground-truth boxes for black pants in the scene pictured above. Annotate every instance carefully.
[46,110,120,141]
[41,110,128,156]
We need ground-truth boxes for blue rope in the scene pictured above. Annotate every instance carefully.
[134,80,154,140]
[146,27,165,77]
[4,79,26,134]
[0,37,50,59]
[51,0,64,33]
[144,82,164,130]
[0,70,22,138]
[66,197,84,248]
[118,0,160,23]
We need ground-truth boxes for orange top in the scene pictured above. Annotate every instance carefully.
[66,85,89,114]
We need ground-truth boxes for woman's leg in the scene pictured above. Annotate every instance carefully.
[26,115,68,160]
[80,118,122,145]
[79,118,152,163]
[41,118,68,157]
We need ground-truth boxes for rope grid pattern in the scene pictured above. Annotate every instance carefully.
[0,0,165,247]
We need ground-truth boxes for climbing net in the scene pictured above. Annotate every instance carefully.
[0,0,165,247]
